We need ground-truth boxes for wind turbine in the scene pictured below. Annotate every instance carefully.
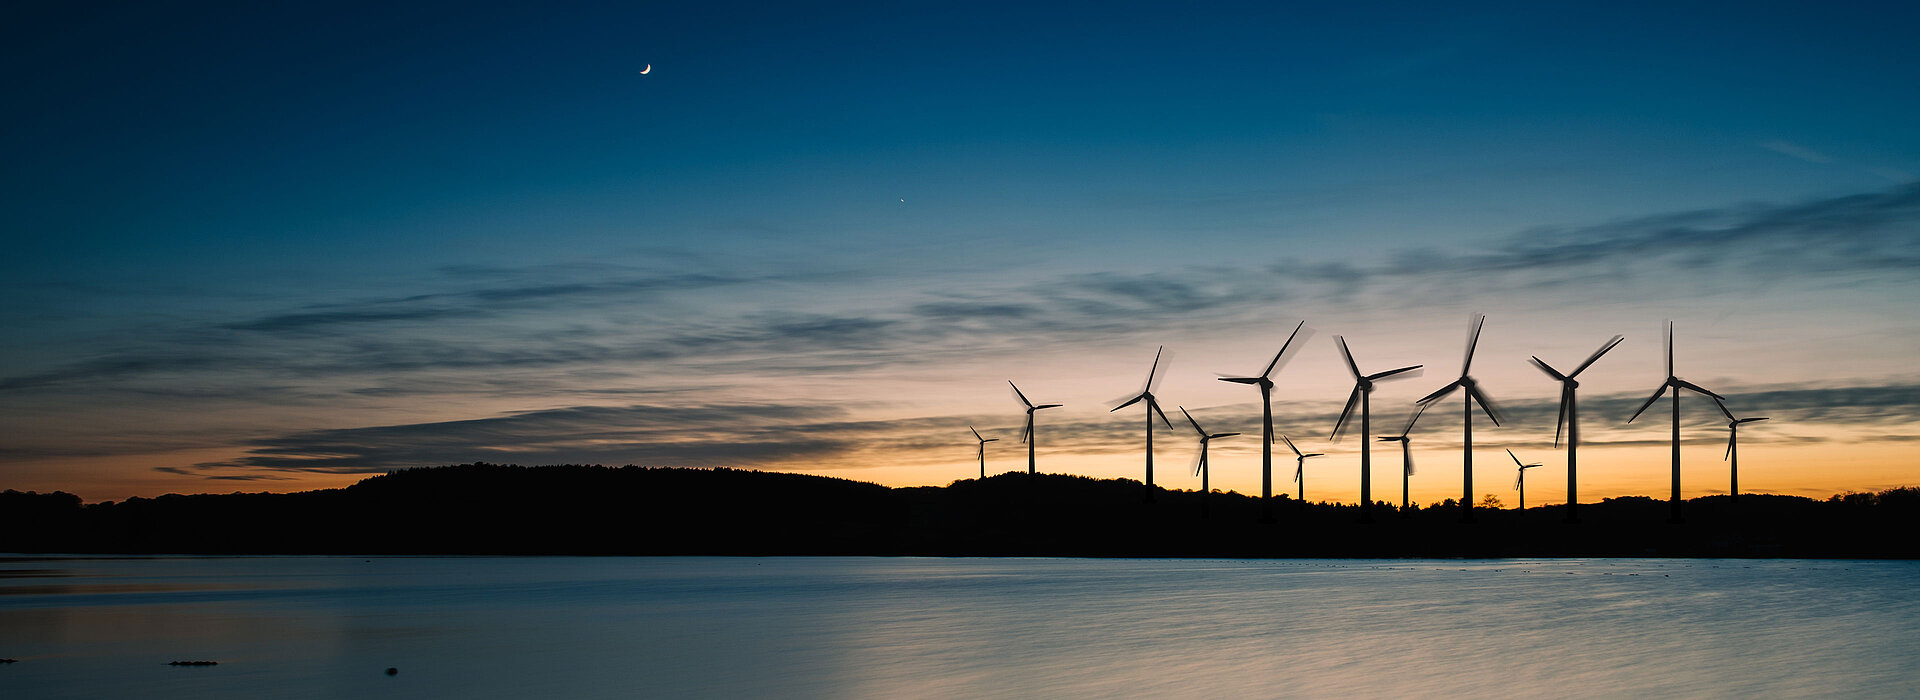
[1529,334,1625,523]
[1626,321,1724,523]
[1712,397,1768,504]
[1010,381,1063,475]
[1180,406,1238,519]
[1331,336,1423,522]
[1112,346,1175,503]
[1217,320,1311,523]
[1414,314,1505,524]
[1507,449,1543,511]
[1377,401,1430,516]
[969,426,998,479]
[1281,435,1323,509]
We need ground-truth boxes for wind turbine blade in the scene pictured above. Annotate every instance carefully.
[1417,382,1460,405]
[1470,385,1505,426]
[1516,472,1523,490]
[1021,414,1032,443]
[1329,386,1362,442]
[1530,357,1567,381]
[1675,379,1724,401]
[1111,395,1145,412]
[1741,417,1770,424]
[1712,396,1736,423]
[1463,313,1485,375]
[1570,335,1626,377]
[1626,385,1666,423]
[1212,432,1240,439]
[1035,404,1063,410]
[1400,399,1434,436]
[983,438,998,443]
[1281,434,1303,458]
[1368,365,1423,382]
[1262,320,1311,378]
[1151,399,1174,430]
[1554,385,1571,448]
[1507,448,1524,467]
[1145,345,1164,390]
[1336,336,1362,380]
[1665,321,1674,378]
[1725,434,1734,461]
[1294,463,1303,483]
[1407,448,1416,476]
[1179,406,1205,437]
[970,425,983,441]
[1219,376,1261,385]
[1009,381,1032,408]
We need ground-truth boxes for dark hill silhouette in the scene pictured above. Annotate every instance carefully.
[2,464,1914,557]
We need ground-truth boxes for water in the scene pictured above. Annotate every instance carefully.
[2,556,1914,698]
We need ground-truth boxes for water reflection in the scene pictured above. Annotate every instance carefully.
[0,556,1915,698]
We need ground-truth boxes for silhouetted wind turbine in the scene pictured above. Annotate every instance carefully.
[1414,314,1505,524]
[1281,434,1323,509]
[1010,381,1063,475]
[1217,320,1311,523]
[969,426,998,479]
[1712,397,1768,504]
[1508,449,1543,511]
[1180,406,1238,519]
[1529,334,1624,523]
[1331,336,1422,523]
[1112,346,1175,503]
[1378,401,1429,516]
[1626,321,1725,523]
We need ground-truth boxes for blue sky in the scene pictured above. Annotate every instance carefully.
[3,1,1918,500]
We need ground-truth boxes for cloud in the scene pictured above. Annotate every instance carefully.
[156,379,1920,481]
[224,272,760,334]
[7,185,1919,405]
[0,354,228,392]
[167,403,859,477]
[1759,140,1833,164]
[1386,183,1920,281]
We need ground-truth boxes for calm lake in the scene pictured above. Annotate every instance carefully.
[2,556,1915,698]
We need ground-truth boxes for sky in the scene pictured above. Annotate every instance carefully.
[3,1,1918,504]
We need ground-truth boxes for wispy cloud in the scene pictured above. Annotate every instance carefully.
[156,380,1920,480]
[10,185,1920,461]
[1759,139,1833,164]
[170,403,857,477]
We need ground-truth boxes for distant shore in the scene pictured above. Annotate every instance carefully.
[3,464,1914,558]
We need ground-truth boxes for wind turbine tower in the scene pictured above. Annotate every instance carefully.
[1112,346,1175,503]
[969,426,998,479]
[1508,449,1543,511]
[1529,334,1624,523]
[1378,402,1428,516]
[1331,336,1422,523]
[1281,435,1323,510]
[1713,398,1768,504]
[1010,381,1063,475]
[1626,322,1724,523]
[1415,314,1505,524]
[1180,406,1238,519]
[1218,321,1311,523]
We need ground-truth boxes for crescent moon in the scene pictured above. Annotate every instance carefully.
[639,64,651,74]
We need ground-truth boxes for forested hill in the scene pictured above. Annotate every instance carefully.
[3,464,1914,558]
